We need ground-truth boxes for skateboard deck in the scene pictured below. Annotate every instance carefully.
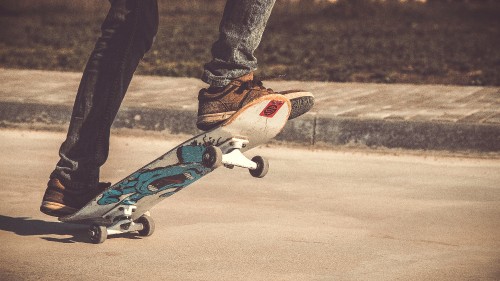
[60,94,291,243]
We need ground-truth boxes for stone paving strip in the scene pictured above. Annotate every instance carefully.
[0,68,499,152]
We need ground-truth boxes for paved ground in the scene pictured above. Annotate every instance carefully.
[1,130,499,280]
[0,68,499,151]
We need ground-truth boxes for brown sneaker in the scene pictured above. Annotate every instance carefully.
[40,178,111,217]
[197,72,314,131]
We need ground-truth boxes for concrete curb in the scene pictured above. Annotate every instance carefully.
[312,116,500,151]
[1,101,499,152]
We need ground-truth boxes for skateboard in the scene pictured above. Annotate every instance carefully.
[60,94,291,243]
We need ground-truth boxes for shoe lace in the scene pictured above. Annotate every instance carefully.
[239,79,275,94]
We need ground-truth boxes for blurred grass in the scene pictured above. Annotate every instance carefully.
[0,0,499,86]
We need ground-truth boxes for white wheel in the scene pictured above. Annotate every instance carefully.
[88,224,107,244]
[249,156,269,178]
[202,146,223,169]
[137,215,155,237]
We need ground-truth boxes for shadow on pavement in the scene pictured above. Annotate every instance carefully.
[0,214,88,243]
[0,215,144,244]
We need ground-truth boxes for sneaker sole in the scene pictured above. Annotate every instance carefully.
[280,91,315,120]
[197,111,237,131]
[40,201,78,217]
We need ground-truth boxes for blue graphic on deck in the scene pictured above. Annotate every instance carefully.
[97,145,211,206]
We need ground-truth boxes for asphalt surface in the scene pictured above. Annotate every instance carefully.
[1,130,499,280]
[0,68,499,151]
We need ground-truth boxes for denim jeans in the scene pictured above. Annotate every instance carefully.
[51,0,275,188]
[202,0,276,87]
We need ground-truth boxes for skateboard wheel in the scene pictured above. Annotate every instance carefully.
[249,156,269,178]
[202,146,222,169]
[88,224,107,244]
[137,215,155,237]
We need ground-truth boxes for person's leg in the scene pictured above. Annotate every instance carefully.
[197,0,314,131]
[202,0,276,87]
[41,0,159,217]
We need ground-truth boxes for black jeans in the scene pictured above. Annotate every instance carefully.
[51,0,158,189]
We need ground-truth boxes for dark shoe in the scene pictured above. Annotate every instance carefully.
[40,178,111,217]
[197,72,314,131]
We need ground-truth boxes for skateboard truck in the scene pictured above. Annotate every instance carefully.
[202,137,269,178]
[88,206,155,244]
